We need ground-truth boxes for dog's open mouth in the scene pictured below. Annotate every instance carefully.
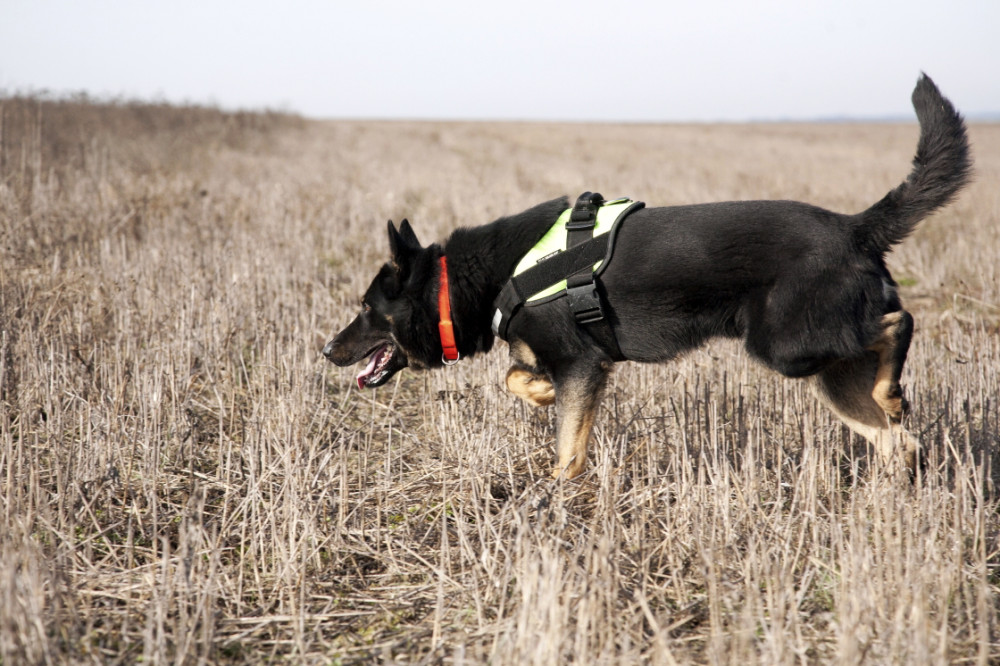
[357,343,396,389]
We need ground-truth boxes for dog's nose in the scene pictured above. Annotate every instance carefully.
[322,340,336,361]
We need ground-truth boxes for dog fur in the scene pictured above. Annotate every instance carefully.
[324,74,971,479]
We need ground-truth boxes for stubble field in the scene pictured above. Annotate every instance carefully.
[1,94,998,664]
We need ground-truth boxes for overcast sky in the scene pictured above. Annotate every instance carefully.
[2,0,998,122]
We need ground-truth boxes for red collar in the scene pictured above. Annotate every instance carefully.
[438,256,460,364]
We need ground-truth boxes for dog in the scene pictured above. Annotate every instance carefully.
[324,74,971,480]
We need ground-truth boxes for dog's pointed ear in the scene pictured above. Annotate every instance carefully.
[397,219,421,249]
[387,219,422,279]
[387,219,404,260]
[388,218,420,257]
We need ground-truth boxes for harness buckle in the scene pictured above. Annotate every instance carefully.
[565,191,603,233]
[565,217,597,232]
[566,283,604,325]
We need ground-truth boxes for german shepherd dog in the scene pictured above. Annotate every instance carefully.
[324,75,970,480]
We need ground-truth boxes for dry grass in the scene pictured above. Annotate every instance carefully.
[1,94,998,664]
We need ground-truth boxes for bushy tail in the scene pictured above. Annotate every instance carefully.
[857,73,972,253]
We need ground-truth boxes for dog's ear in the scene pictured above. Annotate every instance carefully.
[397,219,421,249]
[388,219,422,258]
[387,219,422,279]
[388,220,403,258]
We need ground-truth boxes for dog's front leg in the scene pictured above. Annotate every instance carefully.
[551,362,611,480]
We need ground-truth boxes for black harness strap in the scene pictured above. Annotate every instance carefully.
[566,192,603,246]
[565,192,605,325]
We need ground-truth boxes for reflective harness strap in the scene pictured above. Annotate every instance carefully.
[492,230,611,335]
[492,193,645,361]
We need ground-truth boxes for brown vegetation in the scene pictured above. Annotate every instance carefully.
[1,94,998,663]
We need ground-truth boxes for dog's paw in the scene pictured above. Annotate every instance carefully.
[873,382,906,423]
[505,367,555,407]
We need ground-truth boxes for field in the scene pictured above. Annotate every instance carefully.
[1,94,998,664]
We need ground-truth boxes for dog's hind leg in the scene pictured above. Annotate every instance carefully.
[812,351,920,473]
[867,310,914,424]
[551,361,611,480]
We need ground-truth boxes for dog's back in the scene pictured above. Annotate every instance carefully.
[602,200,865,374]
[598,74,971,377]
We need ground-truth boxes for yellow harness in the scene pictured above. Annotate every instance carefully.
[491,193,645,359]
[513,198,638,302]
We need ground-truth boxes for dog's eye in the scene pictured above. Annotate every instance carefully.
[362,302,372,313]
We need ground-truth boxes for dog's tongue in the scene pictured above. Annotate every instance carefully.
[356,353,379,389]
[356,344,389,389]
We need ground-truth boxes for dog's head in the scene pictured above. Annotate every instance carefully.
[323,220,442,389]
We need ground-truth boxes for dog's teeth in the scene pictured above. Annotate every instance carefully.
[376,345,394,372]
[356,344,394,389]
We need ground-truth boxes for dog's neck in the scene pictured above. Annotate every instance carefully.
[441,197,569,357]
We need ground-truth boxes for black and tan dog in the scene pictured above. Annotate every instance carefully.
[324,74,970,479]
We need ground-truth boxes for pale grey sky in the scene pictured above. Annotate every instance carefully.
[2,0,998,121]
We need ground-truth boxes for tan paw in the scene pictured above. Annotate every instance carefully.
[506,367,555,407]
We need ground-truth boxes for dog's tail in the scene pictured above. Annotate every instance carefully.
[856,73,971,253]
